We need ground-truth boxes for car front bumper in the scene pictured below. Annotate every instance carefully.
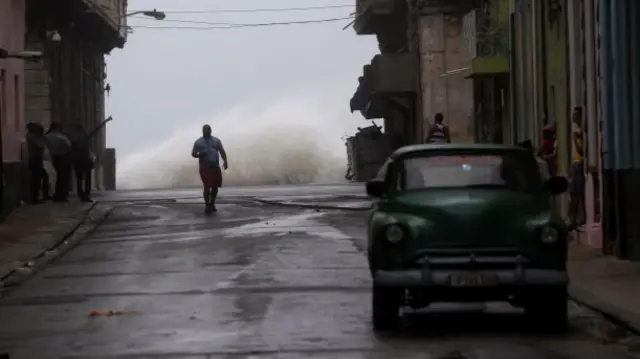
[373,268,568,287]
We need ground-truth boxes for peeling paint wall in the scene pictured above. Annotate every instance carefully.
[0,0,26,163]
[419,14,473,143]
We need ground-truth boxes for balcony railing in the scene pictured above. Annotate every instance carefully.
[463,8,509,58]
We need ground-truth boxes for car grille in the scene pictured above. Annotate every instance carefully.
[409,248,529,270]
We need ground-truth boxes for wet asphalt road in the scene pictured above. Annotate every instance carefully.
[1,185,639,358]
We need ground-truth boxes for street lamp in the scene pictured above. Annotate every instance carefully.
[126,9,166,20]
[0,48,43,60]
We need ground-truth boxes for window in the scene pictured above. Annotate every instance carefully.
[401,152,542,192]
[14,74,19,130]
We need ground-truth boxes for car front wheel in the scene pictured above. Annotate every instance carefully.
[372,286,402,331]
[524,287,568,332]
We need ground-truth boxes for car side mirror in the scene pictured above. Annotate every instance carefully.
[545,176,569,195]
[366,179,386,198]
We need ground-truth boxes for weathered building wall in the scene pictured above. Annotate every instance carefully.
[23,0,126,193]
[0,0,27,163]
[0,0,27,211]
[419,14,474,143]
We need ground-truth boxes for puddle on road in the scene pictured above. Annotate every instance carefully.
[222,212,351,241]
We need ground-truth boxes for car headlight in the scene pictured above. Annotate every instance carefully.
[385,224,404,243]
[540,226,559,244]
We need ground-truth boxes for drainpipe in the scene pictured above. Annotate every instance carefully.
[600,0,616,255]
[539,0,549,129]
[631,0,640,171]
[0,71,3,216]
[509,12,517,143]
[584,0,598,166]
[614,1,630,170]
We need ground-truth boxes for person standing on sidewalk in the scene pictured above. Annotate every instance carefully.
[425,113,451,144]
[569,107,586,229]
[68,117,111,202]
[69,124,94,202]
[45,122,72,202]
[537,124,558,177]
[518,139,550,180]
[191,124,228,214]
[25,122,50,203]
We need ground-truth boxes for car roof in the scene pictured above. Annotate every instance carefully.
[389,143,529,160]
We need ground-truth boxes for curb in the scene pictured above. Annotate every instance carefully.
[0,203,116,298]
[569,285,640,335]
[253,198,371,212]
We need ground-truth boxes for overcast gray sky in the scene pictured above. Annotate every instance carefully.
[105,0,378,154]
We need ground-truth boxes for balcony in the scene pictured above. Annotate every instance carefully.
[354,0,397,35]
[82,0,127,46]
[351,65,387,119]
[370,53,418,93]
[350,54,418,119]
[416,0,480,15]
[463,8,510,77]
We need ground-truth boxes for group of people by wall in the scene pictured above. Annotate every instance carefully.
[518,107,587,230]
[24,117,111,204]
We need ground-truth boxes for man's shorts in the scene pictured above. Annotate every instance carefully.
[199,166,222,187]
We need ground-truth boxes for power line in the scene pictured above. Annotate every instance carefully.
[129,4,353,14]
[130,14,353,27]
[129,17,353,30]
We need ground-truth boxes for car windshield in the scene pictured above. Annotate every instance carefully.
[402,152,541,192]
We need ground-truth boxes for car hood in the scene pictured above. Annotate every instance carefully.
[386,188,549,249]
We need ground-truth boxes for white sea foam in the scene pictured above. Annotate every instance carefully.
[116,92,365,189]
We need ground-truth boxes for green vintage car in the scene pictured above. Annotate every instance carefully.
[365,144,570,331]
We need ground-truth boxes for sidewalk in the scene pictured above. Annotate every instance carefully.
[568,242,640,333]
[0,201,96,281]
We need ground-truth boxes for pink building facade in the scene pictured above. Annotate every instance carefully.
[0,0,26,163]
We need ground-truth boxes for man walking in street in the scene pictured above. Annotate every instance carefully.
[191,124,228,214]
[425,113,451,144]
[45,122,72,202]
[25,122,50,204]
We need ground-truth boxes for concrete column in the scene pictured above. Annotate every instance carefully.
[627,0,640,260]
[629,0,640,169]
[581,0,604,250]
[419,15,446,122]
[600,0,617,256]
[418,13,473,143]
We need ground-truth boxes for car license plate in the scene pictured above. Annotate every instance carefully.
[448,273,499,287]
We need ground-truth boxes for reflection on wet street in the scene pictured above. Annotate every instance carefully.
[0,187,638,358]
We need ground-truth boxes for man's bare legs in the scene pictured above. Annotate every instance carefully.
[203,185,219,213]
[203,186,212,213]
[209,186,219,211]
